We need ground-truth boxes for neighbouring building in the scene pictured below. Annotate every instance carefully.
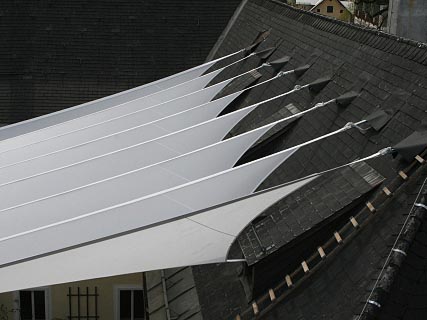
[353,0,389,29]
[294,0,318,11]
[310,0,353,22]
[387,0,427,43]
[353,0,427,42]
[0,273,145,320]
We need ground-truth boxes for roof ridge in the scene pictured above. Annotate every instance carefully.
[259,0,427,52]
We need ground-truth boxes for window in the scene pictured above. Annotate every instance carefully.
[17,289,50,320]
[340,9,344,13]
[68,286,99,319]
[317,8,320,12]
[115,287,145,320]
[327,6,334,13]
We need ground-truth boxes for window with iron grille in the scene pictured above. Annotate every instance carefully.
[68,287,99,320]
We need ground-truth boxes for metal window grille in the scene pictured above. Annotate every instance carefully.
[67,287,99,320]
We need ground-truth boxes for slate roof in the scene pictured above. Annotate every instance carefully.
[238,161,385,266]
[145,267,203,320]
[0,0,240,124]
[184,0,427,319]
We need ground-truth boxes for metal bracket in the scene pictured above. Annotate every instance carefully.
[415,203,427,211]
[392,248,407,256]
[346,121,371,133]
[367,300,381,308]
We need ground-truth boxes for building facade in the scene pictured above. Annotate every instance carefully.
[310,0,353,22]
[387,0,427,43]
[0,273,145,320]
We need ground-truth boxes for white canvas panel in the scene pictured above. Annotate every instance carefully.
[0,91,241,178]
[190,175,319,236]
[0,53,231,142]
[0,146,299,266]
[0,105,257,186]
[0,122,272,212]
[0,67,232,156]
[0,175,317,292]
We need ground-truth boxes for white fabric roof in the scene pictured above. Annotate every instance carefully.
[0,80,243,167]
[0,66,295,172]
[0,175,316,292]
[0,104,257,186]
[0,145,300,266]
[0,68,235,159]
[0,118,280,211]
[0,50,242,141]
[0,48,321,292]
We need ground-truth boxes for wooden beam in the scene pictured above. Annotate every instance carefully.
[382,187,392,196]
[285,275,293,287]
[268,288,276,301]
[399,171,408,180]
[334,231,343,244]
[252,302,259,315]
[301,261,309,273]
[366,201,376,213]
[317,246,326,258]
[350,216,359,228]
[415,155,425,164]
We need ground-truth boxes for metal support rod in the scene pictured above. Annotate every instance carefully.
[142,272,150,320]
[86,287,89,318]
[77,287,81,320]
[95,287,98,319]
[68,287,72,320]
[160,270,172,320]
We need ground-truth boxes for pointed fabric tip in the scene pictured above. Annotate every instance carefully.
[252,29,271,46]
[269,56,290,71]
[255,47,277,61]
[244,30,272,56]
[308,77,331,93]
[336,91,359,107]
[244,43,259,56]
[365,109,392,131]
[393,131,427,162]
[293,64,310,78]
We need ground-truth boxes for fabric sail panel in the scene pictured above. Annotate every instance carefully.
[0,81,240,166]
[0,175,317,293]
[0,122,273,212]
[0,67,233,155]
[0,105,258,186]
[0,56,227,141]
[0,146,299,267]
